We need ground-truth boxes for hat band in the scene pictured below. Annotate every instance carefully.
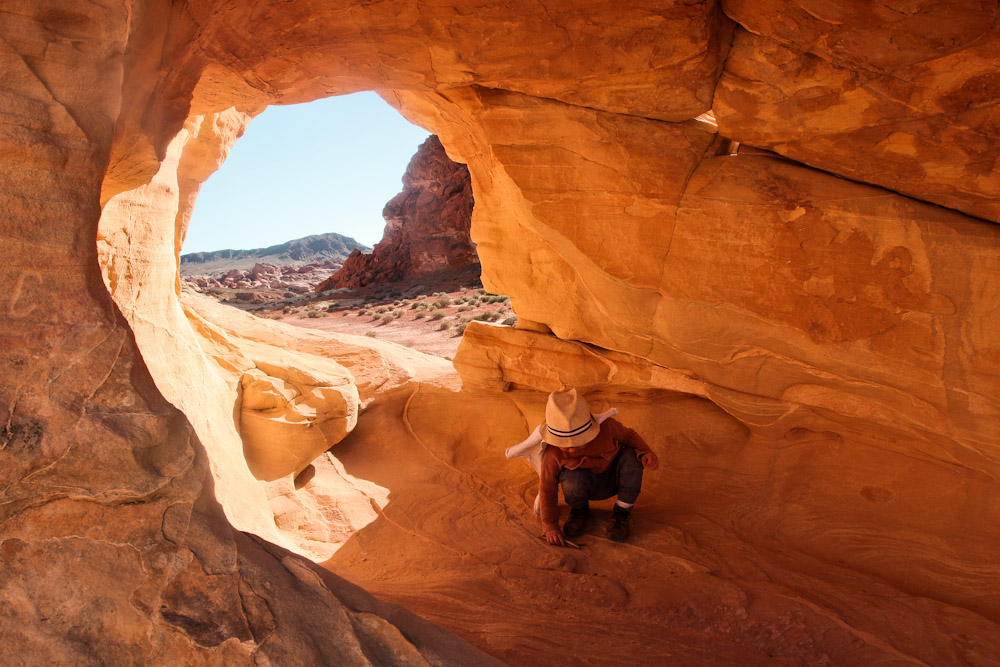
[546,417,594,439]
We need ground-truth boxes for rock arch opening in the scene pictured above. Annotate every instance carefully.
[77,2,1000,663]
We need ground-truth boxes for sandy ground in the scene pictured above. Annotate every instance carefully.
[200,264,509,360]
[280,287,515,360]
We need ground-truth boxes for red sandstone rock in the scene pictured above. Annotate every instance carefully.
[316,135,477,291]
[3,1,1000,665]
[714,19,1000,221]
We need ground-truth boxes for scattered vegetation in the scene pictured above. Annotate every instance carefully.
[366,331,377,338]
[438,320,453,331]
[503,315,517,326]
[430,309,447,320]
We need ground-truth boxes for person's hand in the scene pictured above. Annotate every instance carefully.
[545,529,565,546]
[638,451,659,470]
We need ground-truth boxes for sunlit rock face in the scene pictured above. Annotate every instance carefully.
[316,134,477,290]
[715,1,1000,222]
[2,0,999,664]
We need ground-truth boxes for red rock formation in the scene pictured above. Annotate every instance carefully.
[315,135,476,290]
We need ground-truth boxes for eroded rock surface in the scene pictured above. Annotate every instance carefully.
[2,0,999,664]
[316,135,477,291]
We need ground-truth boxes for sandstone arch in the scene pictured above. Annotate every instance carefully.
[3,1,1000,664]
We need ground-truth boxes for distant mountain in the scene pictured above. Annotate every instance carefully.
[180,232,372,275]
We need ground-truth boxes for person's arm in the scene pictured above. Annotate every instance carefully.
[538,451,565,545]
[610,419,659,470]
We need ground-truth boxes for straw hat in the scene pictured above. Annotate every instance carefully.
[542,388,600,448]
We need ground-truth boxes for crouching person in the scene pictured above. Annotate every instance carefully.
[540,388,658,545]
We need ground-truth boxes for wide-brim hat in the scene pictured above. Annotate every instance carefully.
[542,388,600,448]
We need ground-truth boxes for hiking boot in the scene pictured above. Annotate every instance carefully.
[563,506,591,537]
[608,506,631,542]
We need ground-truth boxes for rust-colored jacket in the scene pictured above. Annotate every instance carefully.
[539,418,652,533]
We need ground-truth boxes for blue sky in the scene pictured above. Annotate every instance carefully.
[183,92,431,253]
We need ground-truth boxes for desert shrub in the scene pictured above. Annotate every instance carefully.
[380,314,394,325]
[394,310,403,319]
[430,309,447,320]
[476,289,486,295]
[416,302,429,310]
[409,301,421,309]
[366,331,377,338]
[433,296,452,308]
[377,306,390,314]
[474,312,492,321]
[394,300,403,306]
[502,315,517,326]
[487,312,502,322]
[358,309,369,316]
[307,311,322,318]
[455,322,468,335]
[458,305,473,312]
[438,320,453,331]
[414,311,426,319]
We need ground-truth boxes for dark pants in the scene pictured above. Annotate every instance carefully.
[559,447,644,510]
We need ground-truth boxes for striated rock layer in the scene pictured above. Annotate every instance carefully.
[316,134,477,291]
[2,0,999,664]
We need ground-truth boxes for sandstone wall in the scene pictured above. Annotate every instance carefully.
[2,0,998,663]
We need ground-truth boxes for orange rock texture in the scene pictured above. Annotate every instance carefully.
[316,134,477,290]
[2,0,998,665]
